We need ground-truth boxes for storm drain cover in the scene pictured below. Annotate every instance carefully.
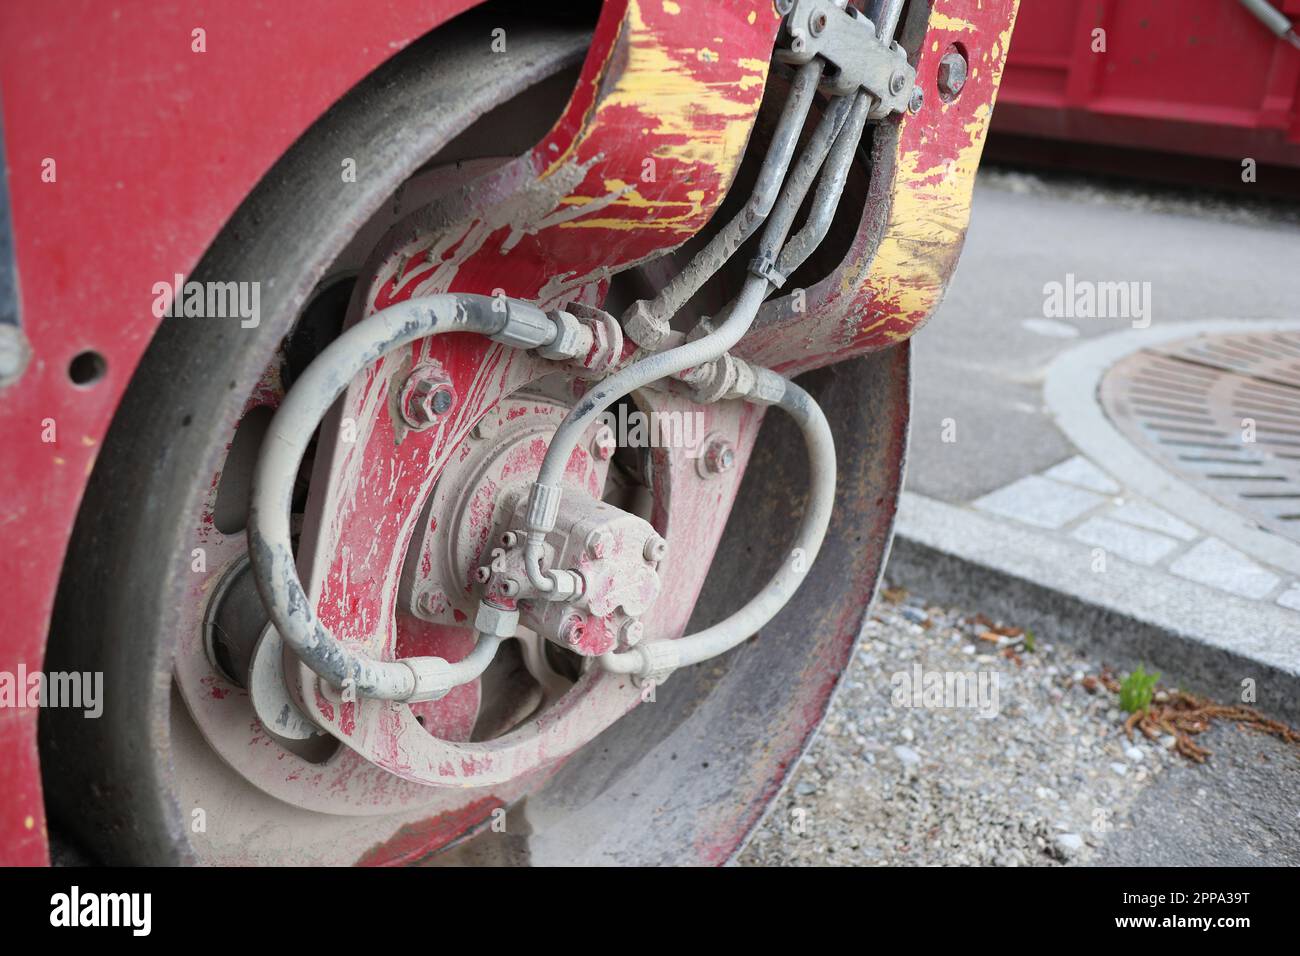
[1100,331,1300,544]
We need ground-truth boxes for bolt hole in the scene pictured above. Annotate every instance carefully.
[68,350,106,386]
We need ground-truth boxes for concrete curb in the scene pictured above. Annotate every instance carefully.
[888,491,1300,726]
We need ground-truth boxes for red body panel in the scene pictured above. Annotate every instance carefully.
[995,0,1300,166]
[0,0,480,866]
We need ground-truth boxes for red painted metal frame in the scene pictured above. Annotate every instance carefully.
[0,0,1018,864]
[994,0,1300,167]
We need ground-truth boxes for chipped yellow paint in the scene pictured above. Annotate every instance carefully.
[558,180,710,232]
[80,434,95,446]
[24,816,34,830]
[929,11,978,32]
[747,10,756,24]
[854,5,1018,342]
[556,0,768,231]
[662,0,680,12]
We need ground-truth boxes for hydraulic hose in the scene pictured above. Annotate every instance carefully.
[524,73,847,592]
[622,59,824,344]
[248,293,551,702]
[599,373,835,677]
[776,89,871,280]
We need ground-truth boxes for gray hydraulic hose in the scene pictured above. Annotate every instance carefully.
[662,93,865,395]
[625,59,823,335]
[751,93,854,275]
[600,374,835,676]
[776,89,871,280]
[523,78,846,591]
[249,293,550,701]
[868,0,907,42]
[533,89,847,499]
[521,274,772,591]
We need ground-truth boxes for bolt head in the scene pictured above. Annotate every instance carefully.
[560,614,586,646]
[908,86,925,113]
[416,589,448,616]
[702,438,736,476]
[591,425,617,461]
[474,566,491,584]
[429,388,453,414]
[621,620,644,647]
[643,534,668,564]
[937,51,968,98]
[400,365,456,429]
[889,70,908,96]
[809,10,827,36]
[501,531,518,548]
[585,529,613,559]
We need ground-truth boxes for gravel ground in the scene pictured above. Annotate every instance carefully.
[738,588,1251,867]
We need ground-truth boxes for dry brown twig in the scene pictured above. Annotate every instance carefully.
[1096,667,1300,763]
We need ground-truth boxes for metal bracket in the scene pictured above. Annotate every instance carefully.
[748,252,787,289]
[777,0,916,118]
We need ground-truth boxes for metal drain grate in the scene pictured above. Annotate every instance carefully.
[1099,330,1300,544]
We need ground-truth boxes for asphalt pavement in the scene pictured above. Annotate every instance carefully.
[909,168,1300,504]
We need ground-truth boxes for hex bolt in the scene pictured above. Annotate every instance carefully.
[937,50,968,99]
[774,0,794,15]
[889,70,908,96]
[908,86,925,113]
[415,590,444,616]
[643,534,668,564]
[585,529,613,559]
[559,614,586,646]
[809,9,828,36]
[400,365,456,430]
[621,620,644,647]
[703,438,736,476]
[591,424,616,462]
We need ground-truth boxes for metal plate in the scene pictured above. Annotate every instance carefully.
[1100,331,1300,543]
